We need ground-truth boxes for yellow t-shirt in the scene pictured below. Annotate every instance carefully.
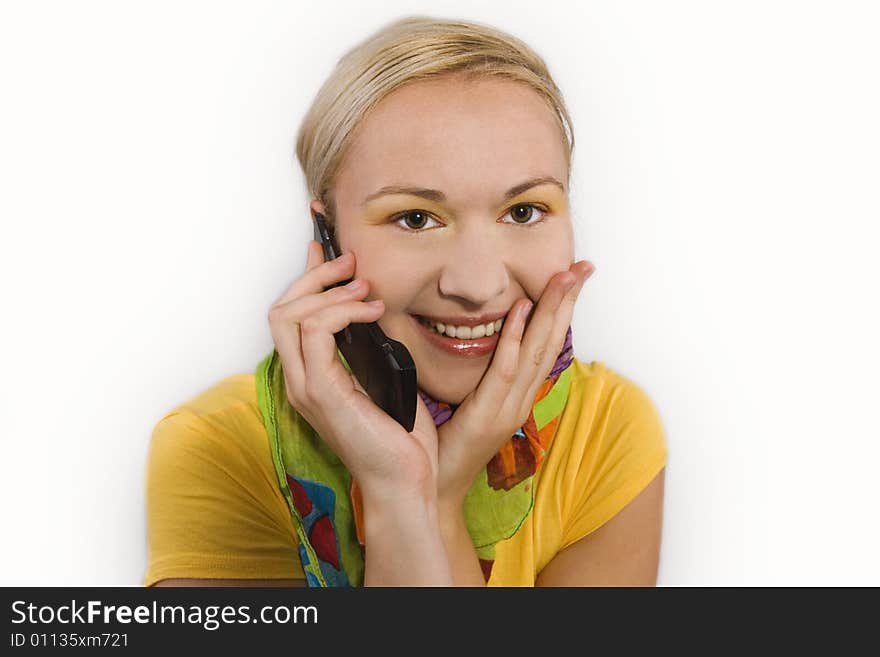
[143,359,668,586]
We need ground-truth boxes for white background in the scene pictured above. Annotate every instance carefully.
[1,0,878,586]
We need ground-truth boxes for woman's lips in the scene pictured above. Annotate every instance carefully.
[409,314,501,358]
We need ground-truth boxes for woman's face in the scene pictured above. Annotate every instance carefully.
[312,75,574,405]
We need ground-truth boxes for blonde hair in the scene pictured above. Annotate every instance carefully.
[295,15,575,226]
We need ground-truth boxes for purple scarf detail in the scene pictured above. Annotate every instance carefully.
[417,325,574,425]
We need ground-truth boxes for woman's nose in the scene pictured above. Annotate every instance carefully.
[436,228,508,305]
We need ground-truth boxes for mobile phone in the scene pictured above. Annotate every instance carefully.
[311,209,417,432]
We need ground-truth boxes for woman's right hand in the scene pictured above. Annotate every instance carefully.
[267,240,440,501]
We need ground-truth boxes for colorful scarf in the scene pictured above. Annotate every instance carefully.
[255,326,575,586]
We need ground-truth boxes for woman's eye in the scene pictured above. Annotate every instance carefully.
[503,203,548,226]
[393,210,441,232]
[391,203,549,233]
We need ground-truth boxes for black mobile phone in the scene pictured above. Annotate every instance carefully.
[311,210,418,432]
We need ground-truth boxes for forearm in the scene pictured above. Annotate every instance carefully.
[438,498,487,586]
[361,488,453,586]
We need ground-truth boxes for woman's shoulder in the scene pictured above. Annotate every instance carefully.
[567,357,663,421]
[568,356,632,384]
[552,356,667,479]
[147,372,266,474]
[543,358,668,547]
[145,370,292,536]
[144,372,302,586]
[162,372,259,419]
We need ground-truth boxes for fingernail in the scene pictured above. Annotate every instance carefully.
[367,299,383,308]
[344,278,362,290]
[520,301,534,320]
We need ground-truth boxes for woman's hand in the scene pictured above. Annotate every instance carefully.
[435,260,595,508]
[267,240,440,501]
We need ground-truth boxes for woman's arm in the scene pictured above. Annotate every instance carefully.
[437,500,489,586]
[361,486,454,586]
[535,467,665,586]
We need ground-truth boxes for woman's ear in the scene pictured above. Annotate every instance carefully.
[310,198,328,218]
[309,197,342,250]
[309,198,338,232]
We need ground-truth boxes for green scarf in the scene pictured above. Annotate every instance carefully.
[255,327,574,586]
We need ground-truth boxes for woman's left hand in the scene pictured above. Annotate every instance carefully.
[435,260,595,509]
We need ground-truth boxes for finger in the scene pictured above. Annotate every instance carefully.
[469,297,534,418]
[305,239,323,272]
[409,393,439,478]
[537,261,594,362]
[552,261,594,334]
[269,237,372,404]
[518,261,595,404]
[269,278,372,397]
[562,261,595,307]
[271,249,357,308]
[547,261,594,349]
[300,297,386,400]
[516,269,577,376]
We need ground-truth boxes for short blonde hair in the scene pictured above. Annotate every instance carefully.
[295,15,575,226]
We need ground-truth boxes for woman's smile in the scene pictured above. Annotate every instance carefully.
[408,313,503,358]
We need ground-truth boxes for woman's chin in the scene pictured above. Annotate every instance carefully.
[416,376,474,406]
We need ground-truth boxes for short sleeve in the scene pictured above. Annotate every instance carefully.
[143,409,304,586]
[560,376,668,549]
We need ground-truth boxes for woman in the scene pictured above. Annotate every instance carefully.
[144,15,667,587]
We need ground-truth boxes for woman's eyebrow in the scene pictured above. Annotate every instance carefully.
[361,176,565,206]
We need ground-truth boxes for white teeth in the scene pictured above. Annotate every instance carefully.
[421,316,505,339]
